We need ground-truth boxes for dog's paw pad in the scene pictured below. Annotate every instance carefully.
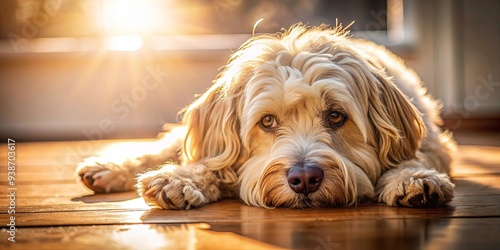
[138,174,208,210]
[378,168,455,208]
[76,161,131,193]
[78,166,108,193]
[396,177,453,207]
[425,192,440,207]
[404,192,438,207]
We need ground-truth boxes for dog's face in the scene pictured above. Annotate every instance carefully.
[183,26,425,208]
[237,50,379,208]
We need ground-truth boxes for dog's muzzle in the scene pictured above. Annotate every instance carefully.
[287,163,324,195]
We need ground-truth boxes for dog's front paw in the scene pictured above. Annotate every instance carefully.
[137,165,221,210]
[76,157,134,193]
[377,168,455,207]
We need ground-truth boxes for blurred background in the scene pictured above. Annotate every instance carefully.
[0,0,499,141]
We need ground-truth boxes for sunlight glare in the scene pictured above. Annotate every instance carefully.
[102,0,158,35]
[113,225,173,249]
[104,35,143,51]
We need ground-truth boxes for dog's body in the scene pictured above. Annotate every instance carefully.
[77,25,455,209]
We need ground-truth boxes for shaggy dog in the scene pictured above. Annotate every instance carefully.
[77,24,455,209]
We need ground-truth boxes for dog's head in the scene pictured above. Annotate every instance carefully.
[182,25,425,208]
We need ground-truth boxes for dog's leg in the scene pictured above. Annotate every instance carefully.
[76,126,184,193]
[76,154,174,193]
[375,159,455,207]
[376,124,456,207]
[136,163,224,209]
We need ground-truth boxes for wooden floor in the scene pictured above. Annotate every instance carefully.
[1,131,500,249]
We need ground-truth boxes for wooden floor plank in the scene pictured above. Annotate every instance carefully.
[0,172,77,182]
[4,195,500,227]
[2,218,499,250]
[1,132,499,249]
[1,223,282,250]
[0,183,92,198]
[210,218,500,250]
[0,194,149,213]
[452,145,500,177]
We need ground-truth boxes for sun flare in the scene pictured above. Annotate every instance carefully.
[100,0,162,50]
[102,0,158,35]
[104,35,143,51]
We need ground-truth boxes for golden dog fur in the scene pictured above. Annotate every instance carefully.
[77,24,455,209]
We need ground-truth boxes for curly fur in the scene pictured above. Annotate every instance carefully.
[76,24,455,209]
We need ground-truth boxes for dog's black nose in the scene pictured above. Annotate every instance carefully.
[287,164,323,195]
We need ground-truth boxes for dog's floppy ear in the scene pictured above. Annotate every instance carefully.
[181,82,243,183]
[367,71,426,167]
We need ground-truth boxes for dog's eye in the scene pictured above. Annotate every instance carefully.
[327,111,347,128]
[259,114,278,131]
